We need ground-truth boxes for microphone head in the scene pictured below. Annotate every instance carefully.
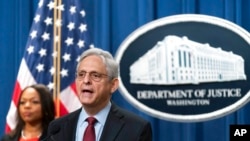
[49,124,60,135]
[42,124,60,141]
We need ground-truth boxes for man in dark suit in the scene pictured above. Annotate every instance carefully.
[44,48,152,141]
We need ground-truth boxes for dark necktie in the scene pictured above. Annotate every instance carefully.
[83,117,97,141]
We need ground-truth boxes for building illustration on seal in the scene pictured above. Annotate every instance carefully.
[130,35,247,85]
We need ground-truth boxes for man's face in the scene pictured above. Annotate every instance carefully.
[75,55,118,112]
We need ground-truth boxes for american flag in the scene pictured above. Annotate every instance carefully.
[6,0,93,132]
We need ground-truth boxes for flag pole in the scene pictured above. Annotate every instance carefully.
[53,0,62,118]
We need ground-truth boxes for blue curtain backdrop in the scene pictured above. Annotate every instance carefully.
[1,0,250,141]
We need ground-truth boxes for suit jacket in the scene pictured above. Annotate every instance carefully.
[44,103,152,141]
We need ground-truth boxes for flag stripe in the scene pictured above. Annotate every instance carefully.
[61,85,81,112]
[17,59,36,88]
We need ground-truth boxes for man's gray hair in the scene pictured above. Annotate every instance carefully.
[76,48,119,80]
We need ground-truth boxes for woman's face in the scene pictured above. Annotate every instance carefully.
[19,87,43,124]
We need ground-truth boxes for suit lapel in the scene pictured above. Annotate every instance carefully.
[62,109,81,141]
[99,104,125,141]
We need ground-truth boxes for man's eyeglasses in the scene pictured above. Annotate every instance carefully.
[76,71,109,82]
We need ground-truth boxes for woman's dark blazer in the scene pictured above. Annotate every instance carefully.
[0,130,47,141]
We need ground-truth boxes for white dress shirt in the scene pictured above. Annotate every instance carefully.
[75,102,111,141]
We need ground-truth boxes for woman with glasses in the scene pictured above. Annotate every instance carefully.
[1,84,55,141]
[45,48,152,141]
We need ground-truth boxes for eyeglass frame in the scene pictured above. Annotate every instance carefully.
[75,71,110,82]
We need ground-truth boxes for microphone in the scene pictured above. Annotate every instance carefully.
[42,125,60,141]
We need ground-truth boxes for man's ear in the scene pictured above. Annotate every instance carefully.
[111,78,119,93]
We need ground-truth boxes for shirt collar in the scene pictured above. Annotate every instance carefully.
[79,101,111,126]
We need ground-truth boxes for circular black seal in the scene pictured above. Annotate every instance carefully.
[115,14,250,122]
